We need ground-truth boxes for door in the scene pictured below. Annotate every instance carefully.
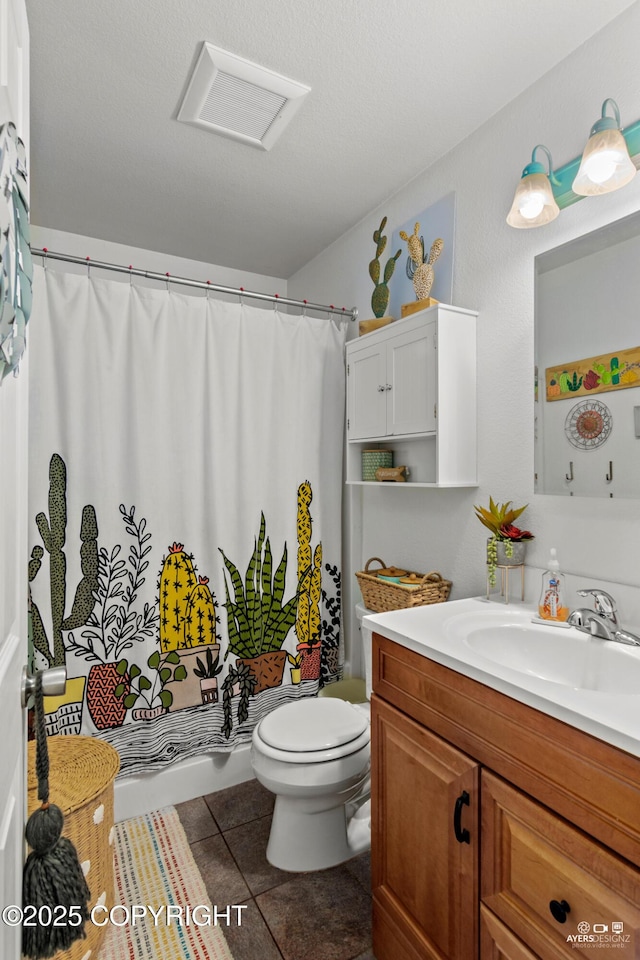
[0,3,30,958]
[347,339,387,439]
[372,695,479,960]
[388,320,436,436]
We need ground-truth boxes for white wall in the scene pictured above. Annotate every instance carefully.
[288,2,640,645]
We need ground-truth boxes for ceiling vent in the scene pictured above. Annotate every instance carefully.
[177,42,311,151]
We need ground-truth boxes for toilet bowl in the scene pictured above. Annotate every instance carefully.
[250,602,374,872]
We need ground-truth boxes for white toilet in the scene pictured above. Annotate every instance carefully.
[250,602,374,872]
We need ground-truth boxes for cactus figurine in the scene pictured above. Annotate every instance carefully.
[369,216,402,318]
[399,223,444,302]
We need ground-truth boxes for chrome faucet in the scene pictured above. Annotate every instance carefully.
[568,588,640,647]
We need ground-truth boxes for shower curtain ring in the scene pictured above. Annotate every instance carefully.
[206,280,211,301]
[274,293,279,312]
[41,247,48,271]
[239,286,244,306]
[302,299,307,318]
[128,265,134,287]
[165,272,171,293]
[85,256,91,279]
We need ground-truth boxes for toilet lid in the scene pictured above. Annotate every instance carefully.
[259,698,368,753]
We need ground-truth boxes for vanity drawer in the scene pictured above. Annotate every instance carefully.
[480,906,542,960]
[481,771,640,959]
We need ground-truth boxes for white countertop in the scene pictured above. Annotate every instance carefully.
[364,596,640,758]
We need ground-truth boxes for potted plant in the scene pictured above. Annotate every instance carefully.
[287,651,302,684]
[474,497,534,587]
[193,647,223,703]
[219,512,304,694]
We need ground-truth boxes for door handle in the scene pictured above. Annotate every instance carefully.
[21,665,67,708]
[453,790,470,844]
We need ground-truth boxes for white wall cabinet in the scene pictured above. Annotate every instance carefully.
[346,304,477,486]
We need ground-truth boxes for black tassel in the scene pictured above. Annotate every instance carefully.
[22,673,91,960]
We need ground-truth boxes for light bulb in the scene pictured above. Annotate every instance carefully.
[582,149,621,185]
[519,193,545,220]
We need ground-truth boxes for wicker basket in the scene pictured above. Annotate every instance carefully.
[27,735,120,960]
[356,556,452,612]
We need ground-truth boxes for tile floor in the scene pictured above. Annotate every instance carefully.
[176,778,374,960]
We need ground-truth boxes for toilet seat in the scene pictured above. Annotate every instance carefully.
[255,698,370,764]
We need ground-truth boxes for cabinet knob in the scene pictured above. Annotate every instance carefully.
[385,383,392,391]
[549,899,571,923]
[377,384,386,392]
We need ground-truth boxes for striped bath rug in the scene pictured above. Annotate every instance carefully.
[101,806,233,960]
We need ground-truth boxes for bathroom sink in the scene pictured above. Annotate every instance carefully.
[363,597,640,757]
[456,617,640,694]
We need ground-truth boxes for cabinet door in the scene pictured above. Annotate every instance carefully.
[482,771,640,960]
[387,321,436,435]
[372,695,479,960]
[347,340,387,439]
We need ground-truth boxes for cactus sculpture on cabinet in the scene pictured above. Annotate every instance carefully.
[399,222,444,303]
[370,216,402,319]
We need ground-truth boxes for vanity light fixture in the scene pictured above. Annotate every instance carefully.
[572,99,636,196]
[507,98,640,229]
[506,145,560,229]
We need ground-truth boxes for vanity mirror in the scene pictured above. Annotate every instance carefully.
[535,208,640,498]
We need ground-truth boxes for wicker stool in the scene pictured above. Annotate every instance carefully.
[27,735,120,960]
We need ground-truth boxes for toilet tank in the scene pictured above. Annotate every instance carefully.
[355,602,374,699]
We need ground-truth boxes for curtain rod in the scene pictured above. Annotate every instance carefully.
[32,248,358,321]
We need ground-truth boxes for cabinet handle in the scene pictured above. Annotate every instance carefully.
[549,899,571,924]
[453,790,470,844]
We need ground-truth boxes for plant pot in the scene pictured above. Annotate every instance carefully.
[131,704,167,722]
[290,667,301,684]
[297,642,322,680]
[165,645,218,712]
[200,677,219,704]
[239,650,287,694]
[493,540,527,566]
[324,647,340,677]
[86,663,129,730]
[43,675,87,736]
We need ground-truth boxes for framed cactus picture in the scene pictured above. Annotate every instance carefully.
[545,345,640,401]
[388,192,455,322]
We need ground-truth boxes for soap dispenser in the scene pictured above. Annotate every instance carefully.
[538,548,568,621]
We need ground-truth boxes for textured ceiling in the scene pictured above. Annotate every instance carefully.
[25,0,636,278]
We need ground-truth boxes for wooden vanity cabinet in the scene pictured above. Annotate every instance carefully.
[372,695,479,960]
[371,632,640,960]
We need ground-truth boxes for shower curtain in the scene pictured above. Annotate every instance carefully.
[28,267,346,775]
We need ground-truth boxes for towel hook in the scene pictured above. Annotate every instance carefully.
[606,460,613,482]
[565,461,574,482]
